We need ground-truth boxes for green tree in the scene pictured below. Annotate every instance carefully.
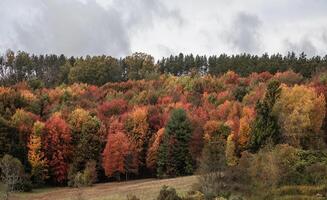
[123,52,158,80]
[0,117,21,159]
[249,80,281,152]
[157,108,193,177]
[68,108,104,177]
[69,56,122,85]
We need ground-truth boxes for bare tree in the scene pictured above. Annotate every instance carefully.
[0,154,24,200]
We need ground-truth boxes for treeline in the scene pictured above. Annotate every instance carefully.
[1,50,327,87]
[1,50,327,199]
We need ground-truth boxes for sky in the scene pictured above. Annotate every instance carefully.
[0,0,327,59]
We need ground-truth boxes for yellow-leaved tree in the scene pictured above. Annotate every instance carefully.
[274,85,326,148]
[28,121,48,184]
[125,107,149,169]
[238,106,255,149]
[226,134,237,166]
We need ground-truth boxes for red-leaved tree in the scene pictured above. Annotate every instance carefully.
[102,131,138,179]
[44,114,72,184]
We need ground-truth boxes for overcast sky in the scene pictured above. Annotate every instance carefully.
[0,0,327,59]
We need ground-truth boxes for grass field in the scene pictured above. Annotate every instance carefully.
[6,176,197,200]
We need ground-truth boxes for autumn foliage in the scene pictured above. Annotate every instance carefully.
[44,114,72,184]
[274,85,326,148]
[28,121,48,184]
[102,131,137,178]
[146,128,165,170]
[1,70,326,187]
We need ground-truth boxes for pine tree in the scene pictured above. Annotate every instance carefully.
[157,108,193,177]
[249,80,281,152]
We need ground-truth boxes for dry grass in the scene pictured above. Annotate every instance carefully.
[10,176,197,200]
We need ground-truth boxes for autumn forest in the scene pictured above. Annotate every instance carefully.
[1,51,327,199]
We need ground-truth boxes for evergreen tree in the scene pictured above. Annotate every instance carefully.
[0,117,21,159]
[157,109,193,177]
[249,80,281,152]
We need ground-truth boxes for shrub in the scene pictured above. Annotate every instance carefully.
[127,194,140,200]
[182,191,205,200]
[197,138,230,199]
[73,172,85,188]
[274,185,327,196]
[157,185,182,200]
[68,161,97,187]
[82,161,97,186]
[0,154,31,197]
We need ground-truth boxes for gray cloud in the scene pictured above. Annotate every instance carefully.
[284,38,317,57]
[0,0,326,57]
[113,0,184,31]
[156,44,175,57]
[0,0,183,57]
[224,12,262,53]
[0,0,130,57]
[323,31,327,45]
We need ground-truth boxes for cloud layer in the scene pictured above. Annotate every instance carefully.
[0,0,326,58]
[0,0,182,57]
[225,12,262,54]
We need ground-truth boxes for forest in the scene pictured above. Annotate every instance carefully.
[1,51,327,199]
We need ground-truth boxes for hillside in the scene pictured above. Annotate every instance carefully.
[1,70,327,199]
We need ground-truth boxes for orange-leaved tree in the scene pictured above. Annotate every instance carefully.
[146,128,165,171]
[102,131,138,180]
[44,113,72,184]
[238,106,255,149]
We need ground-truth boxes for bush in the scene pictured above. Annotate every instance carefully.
[304,163,327,184]
[127,194,140,200]
[297,150,327,185]
[197,142,327,199]
[68,161,97,187]
[0,154,31,195]
[197,137,231,199]
[16,175,32,192]
[157,185,182,200]
[182,191,205,200]
[82,161,97,186]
